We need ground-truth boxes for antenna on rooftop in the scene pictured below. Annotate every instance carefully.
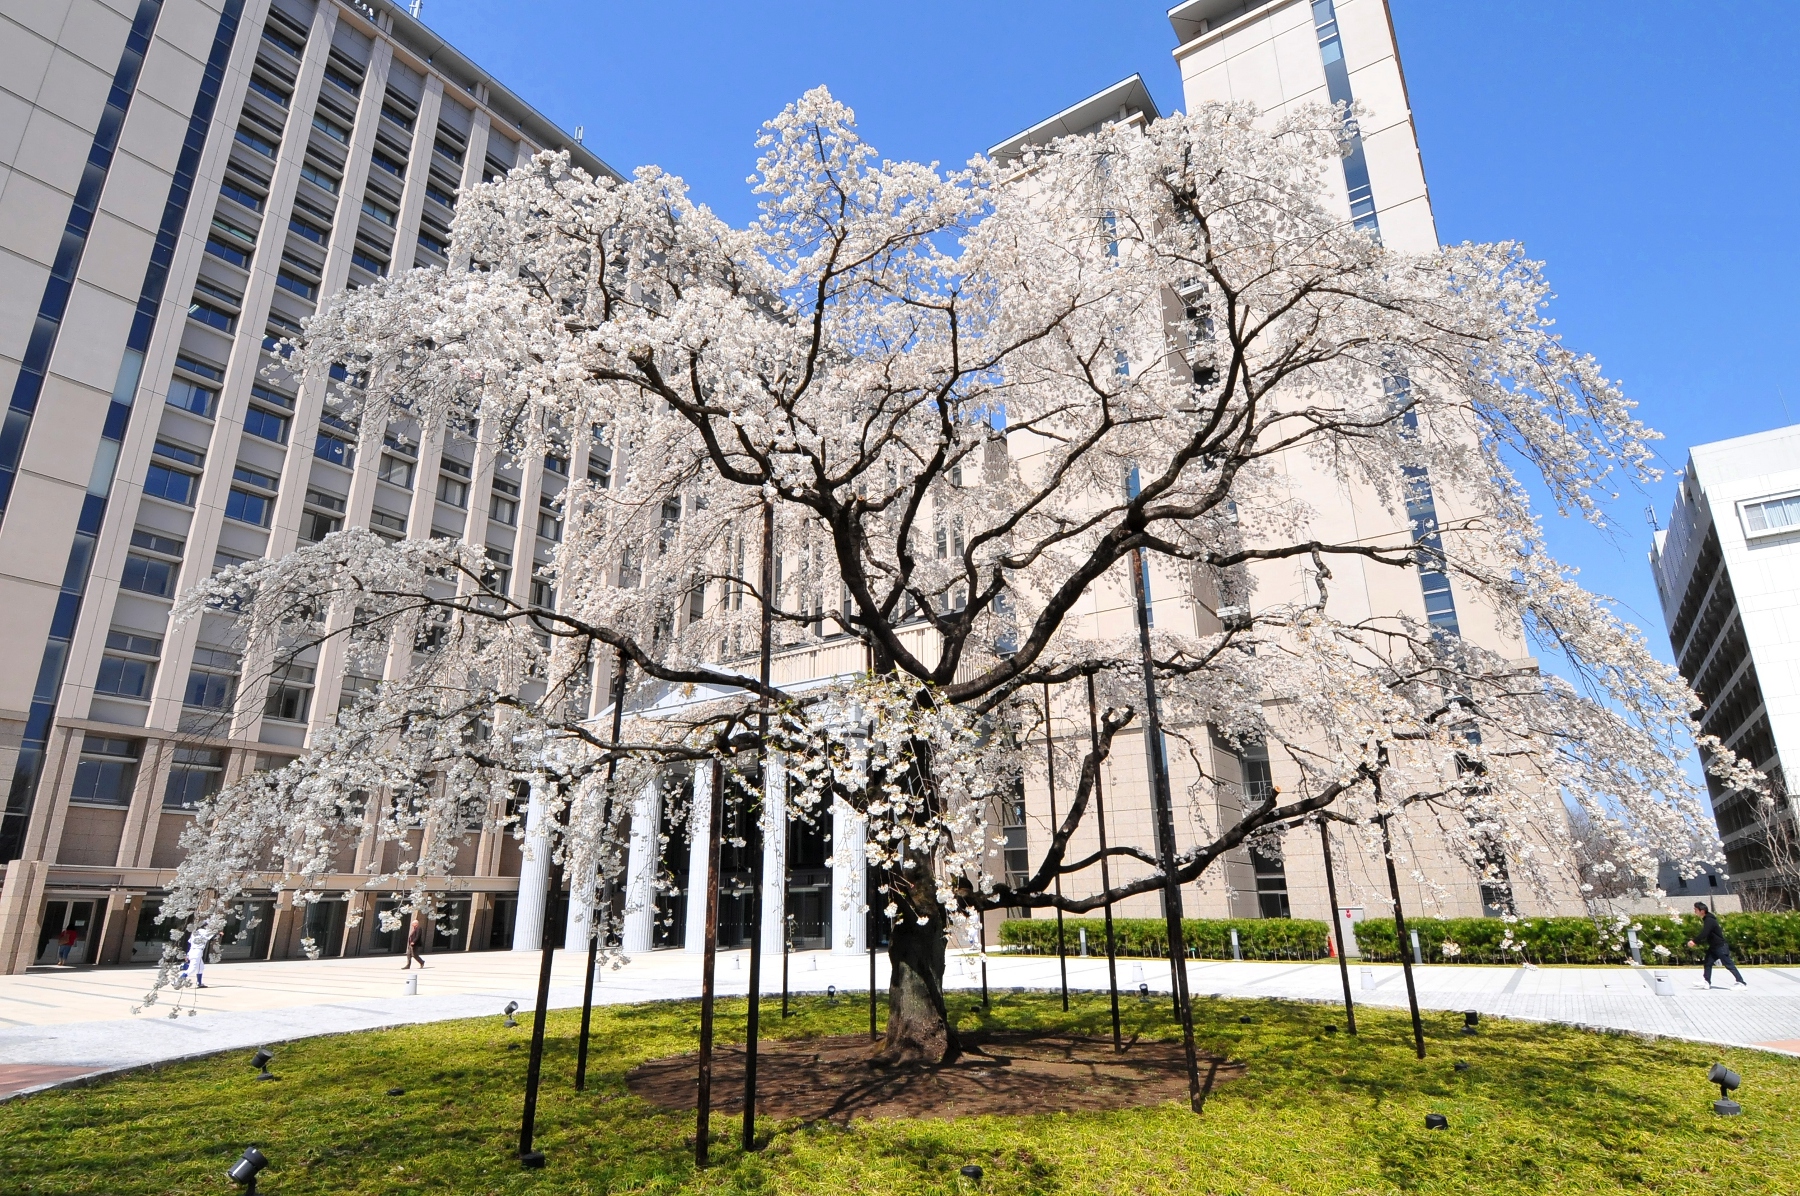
[574,125,585,144]
[408,0,421,17]
[1645,504,1660,532]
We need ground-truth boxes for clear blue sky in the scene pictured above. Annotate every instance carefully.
[426,0,1799,675]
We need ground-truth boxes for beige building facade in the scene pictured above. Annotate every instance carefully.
[0,0,612,972]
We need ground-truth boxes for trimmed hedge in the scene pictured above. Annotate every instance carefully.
[1355,911,1800,966]
[999,916,1329,961]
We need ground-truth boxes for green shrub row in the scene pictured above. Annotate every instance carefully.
[1354,911,1800,966]
[1000,911,1800,965]
[999,917,1330,961]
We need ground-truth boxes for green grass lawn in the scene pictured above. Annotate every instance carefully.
[3,991,1795,1195]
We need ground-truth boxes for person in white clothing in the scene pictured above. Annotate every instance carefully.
[183,926,212,989]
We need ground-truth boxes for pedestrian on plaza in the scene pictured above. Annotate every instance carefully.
[183,925,211,989]
[56,925,78,965]
[402,913,426,969]
[1686,902,1748,989]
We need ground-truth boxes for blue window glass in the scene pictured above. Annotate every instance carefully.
[95,655,152,697]
[315,432,354,467]
[243,407,288,443]
[219,180,262,211]
[166,379,216,417]
[143,463,196,504]
[234,127,277,157]
[120,554,174,597]
[183,670,234,709]
[224,488,270,526]
[72,759,135,804]
[276,271,317,300]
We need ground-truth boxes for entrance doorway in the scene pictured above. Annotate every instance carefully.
[35,900,96,966]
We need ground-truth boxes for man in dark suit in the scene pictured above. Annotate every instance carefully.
[1686,902,1747,989]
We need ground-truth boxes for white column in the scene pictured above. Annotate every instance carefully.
[683,765,714,953]
[621,775,662,954]
[830,796,867,955]
[759,754,787,962]
[511,782,550,951]
[562,852,597,953]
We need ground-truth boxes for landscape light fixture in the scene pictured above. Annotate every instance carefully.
[227,1146,268,1194]
[1709,1063,1742,1116]
[1138,982,1151,1003]
[1454,1060,1470,1072]
[386,1086,405,1096]
[960,1164,985,1182]
[1424,1113,1449,1130]
[250,1048,275,1081]
[503,1000,519,1028]
[827,984,837,1005]
[1462,1010,1480,1035]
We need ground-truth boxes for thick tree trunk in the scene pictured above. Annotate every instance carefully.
[871,898,959,1068]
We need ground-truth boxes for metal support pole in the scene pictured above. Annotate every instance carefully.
[1128,537,1204,1112]
[1317,817,1357,1035]
[781,915,791,1019]
[1378,798,1425,1059]
[519,780,568,1167]
[867,887,878,1040]
[695,759,725,1168]
[742,499,776,1153]
[576,651,629,1092]
[1086,674,1123,1052]
[1044,683,1069,1012]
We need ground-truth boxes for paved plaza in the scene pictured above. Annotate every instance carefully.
[2,949,1798,1100]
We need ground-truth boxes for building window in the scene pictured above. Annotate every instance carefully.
[314,429,355,468]
[71,736,140,805]
[165,747,224,808]
[95,653,154,699]
[338,674,380,711]
[300,510,342,543]
[263,665,314,722]
[377,453,414,489]
[1741,494,1800,537]
[489,477,519,525]
[144,463,198,505]
[166,379,216,418]
[436,471,469,508]
[225,488,271,527]
[183,649,239,710]
[484,547,512,595]
[537,502,562,542]
[121,553,176,598]
[1250,847,1291,919]
[243,407,288,444]
[369,510,407,539]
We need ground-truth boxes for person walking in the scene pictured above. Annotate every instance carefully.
[183,925,211,989]
[402,913,426,969]
[1686,902,1748,989]
[56,925,78,965]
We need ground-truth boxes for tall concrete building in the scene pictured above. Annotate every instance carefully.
[1652,426,1800,907]
[0,0,613,971]
[974,0,1570,933]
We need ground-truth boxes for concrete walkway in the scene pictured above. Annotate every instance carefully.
[3,948,1798,1099]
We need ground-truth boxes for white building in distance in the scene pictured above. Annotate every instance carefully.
[1652,425,1800,907]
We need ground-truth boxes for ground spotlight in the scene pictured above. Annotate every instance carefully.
[1461,1010,1480,1035]
[1237,1015,1252,1025]
[1138,982,1150,1003]
[1454,1060,1470,1072]
[827,984,837,1005]
[1425,1113,1448,1130]
[1710,1063,1742,1116]
[503,1000,519,1028]
[250,1048,275,1081]
[227,1146,268,1193]
[1323,1024,1338,1035]
[520,1148,547,1168]
[386,1086,405,1096]
[960,1163,984,1181]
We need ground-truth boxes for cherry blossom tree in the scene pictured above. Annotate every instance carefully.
[153,88,1751,1065]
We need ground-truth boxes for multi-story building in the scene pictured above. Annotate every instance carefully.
[0,0,613,972]
[967,0,1576,935]
[1652,425,1800,907]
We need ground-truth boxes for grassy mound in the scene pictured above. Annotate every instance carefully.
[2,992,1793,1194]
